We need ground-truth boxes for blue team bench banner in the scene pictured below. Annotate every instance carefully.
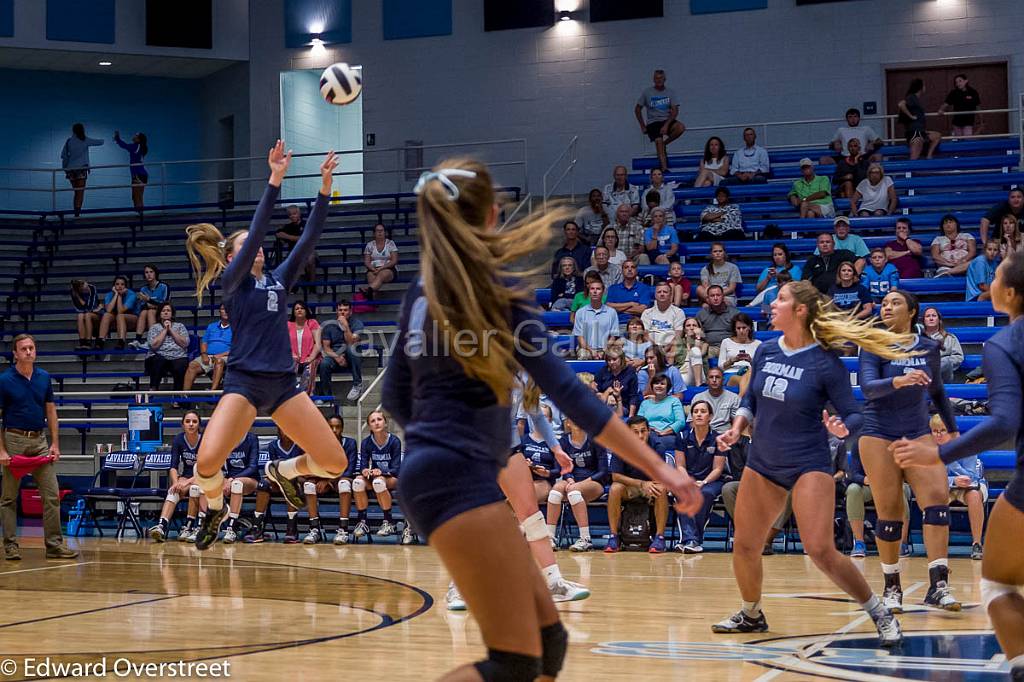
[0,0,12,38]
[284,0,351,47]
[47,0,115,43]
[690,0,767,14]
[383,0,452,40]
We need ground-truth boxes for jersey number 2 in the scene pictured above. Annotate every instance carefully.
[267,290,279,312]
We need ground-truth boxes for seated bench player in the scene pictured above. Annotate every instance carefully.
[352,410,406,542]
[149,410,203,542]
[605,416,671,554]
[219,431,260,544]
[544,417,610,552]
[246,427,304,544]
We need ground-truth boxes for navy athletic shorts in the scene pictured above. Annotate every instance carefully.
[222,368,302,415]
[746,453,833,491]
[861,416,932,442]
[398,444,506,538]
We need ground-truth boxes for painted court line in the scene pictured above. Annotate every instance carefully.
[0,560,93,576]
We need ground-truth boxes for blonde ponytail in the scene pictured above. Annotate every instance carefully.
[185,225,246,304]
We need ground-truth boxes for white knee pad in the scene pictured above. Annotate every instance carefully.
[303,481,317,496]
[165,492,180,504]
[352,478,367,493]
[980,578,1022,611]
[547,490,564,506]
[567,490,585,506]
[372,477,388,494]
[337,479,351,495]
[520,511,549,542]
[189,485,201,498]
[229,479,244,495]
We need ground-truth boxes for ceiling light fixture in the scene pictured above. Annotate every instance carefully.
[558,10,573,21]
[98,61,112,66]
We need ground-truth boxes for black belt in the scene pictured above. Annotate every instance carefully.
[3,428,44,438]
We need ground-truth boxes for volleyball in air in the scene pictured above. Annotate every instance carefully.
[320,62,362,105]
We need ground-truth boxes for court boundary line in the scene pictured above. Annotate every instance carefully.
[0,561,94,577]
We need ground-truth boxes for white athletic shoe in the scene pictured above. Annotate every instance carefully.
[874,611,903,648]
[222,528,237,544]
[446,583,467,611]
[302,528,322,545]
[549,578,590,603]
[333,529,350,545]
[401,527,415,545]
[353,520,370,539]
[148,524,166,543]
[570,537,593,552]
[882,586,904,614]
[179,527,198,543]
[346,384,363,401]
[924,584,962,611]
[376,521,397,537]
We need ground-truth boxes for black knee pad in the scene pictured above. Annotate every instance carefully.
[875,519,904,542]
[473,649,542,682]
[257,479,273,493]
[923,505,950,526]
[540,622,569,678]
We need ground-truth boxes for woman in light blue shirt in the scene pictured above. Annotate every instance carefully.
[638,374,686,454]
[60,123,104,217]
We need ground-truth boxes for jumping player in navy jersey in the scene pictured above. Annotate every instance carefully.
[381,158,701,682]
[859,290,961,612]
[715,280,916,647]
[545,417,610,552]
[148,411,202,542]
[219,431,260,544]
[895,250,1024,681]
[244,427,303,544]
[184,143,349,550]
[352,410,403,539]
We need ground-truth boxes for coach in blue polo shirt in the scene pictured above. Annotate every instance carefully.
[0,334,78,561]
[606,260,654,316]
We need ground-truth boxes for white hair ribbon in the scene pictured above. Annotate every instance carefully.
[413,169,478,200]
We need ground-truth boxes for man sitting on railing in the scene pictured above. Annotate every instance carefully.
[821,108,883,165]
[634,69,686,173]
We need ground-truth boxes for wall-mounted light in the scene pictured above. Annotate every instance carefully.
[98,60,112,66]
[558,10,573,21]
[310,35,326,56]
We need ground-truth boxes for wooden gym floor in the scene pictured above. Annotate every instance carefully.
[0,537,1005,681]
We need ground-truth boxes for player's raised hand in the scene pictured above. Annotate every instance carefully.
[268,140,293,185]
[320,150,338,195]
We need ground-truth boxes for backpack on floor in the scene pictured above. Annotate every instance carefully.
[620,499,653,550]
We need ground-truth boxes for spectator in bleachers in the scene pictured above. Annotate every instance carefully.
[898,78,942,160]
[622,316,651,370]
[845,443,912,558]
[789,159,835,218]
[922,307,964,383]
[545,416,610,552]
[677,318,709,387]
[245,426,304,544]
[695,285,739,357]
[113,130,148,209]
[695,136,730,188]
[666,261,692,308]
[640,190,661,227]
[931,214,977,276]
[595,227,627,267]
[861,249,900,304]
[635,69,686,173]
[885,218,925,279]
[605,416,671,553]
[573,279,618,360]
[148,410,202,542]
[690,367,740,433]
[550,220,591,277]
[642,282,686,362]
[820,216,870,266]
[130,264,170,349]
[607,260,653,316]
[824,108,884,164]
[675,399,726,553]
[698,243,742,305]
[219,431,261,544]
[643,209,680,263]
[723,127,770,185]
[851,163,899,216]
[831,138,871,199]
[363,223,399,301]
[575,189,610,244]
[698,187,745,241]
[595,349,640,418]
[70,279,102,349]
[274,205,304,266]
[569,271,606,317]
[645,168,678,224]
[829,262,874,319]
[60,122,104,217]
[718,313,760,393]
[932,414,986,560]
[287,301,321,394]
[979,188,1023,244]
[183,304,231,393]
[611,203,648,263]
[353,410,402,539]
[97,276,137,350]
[144,302,190,395]
[759,269,792,326]
[317,300,365,403]
[965,238,1001,301]
[755,243,802,294]
[803,233,860,294]
[939,74,981,138]
[998,213,1024,259]
[549,257,585,312]
[585,246,624,289]
[638,346,686,398]
[604,165,641,216]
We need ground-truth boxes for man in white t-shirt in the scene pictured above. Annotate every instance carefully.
[822,108,883,164]
[641,281,686,363]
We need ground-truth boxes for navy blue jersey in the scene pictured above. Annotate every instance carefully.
[169,432,201,478]
[266,438,303,464]
[381,283,613,466]
[939,318,1023,470]
[223,432,260,479]
[860,335,957,438]
[521,434,558,483]
[358,433,402,477]
[559,433,609,485]
[339,436,358,478]
[739,339,863,470]
[610,436,661,482]
[675,427,721,480]
[222,185,328,375]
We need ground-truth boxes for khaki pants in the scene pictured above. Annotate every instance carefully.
[1,432,64,550]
